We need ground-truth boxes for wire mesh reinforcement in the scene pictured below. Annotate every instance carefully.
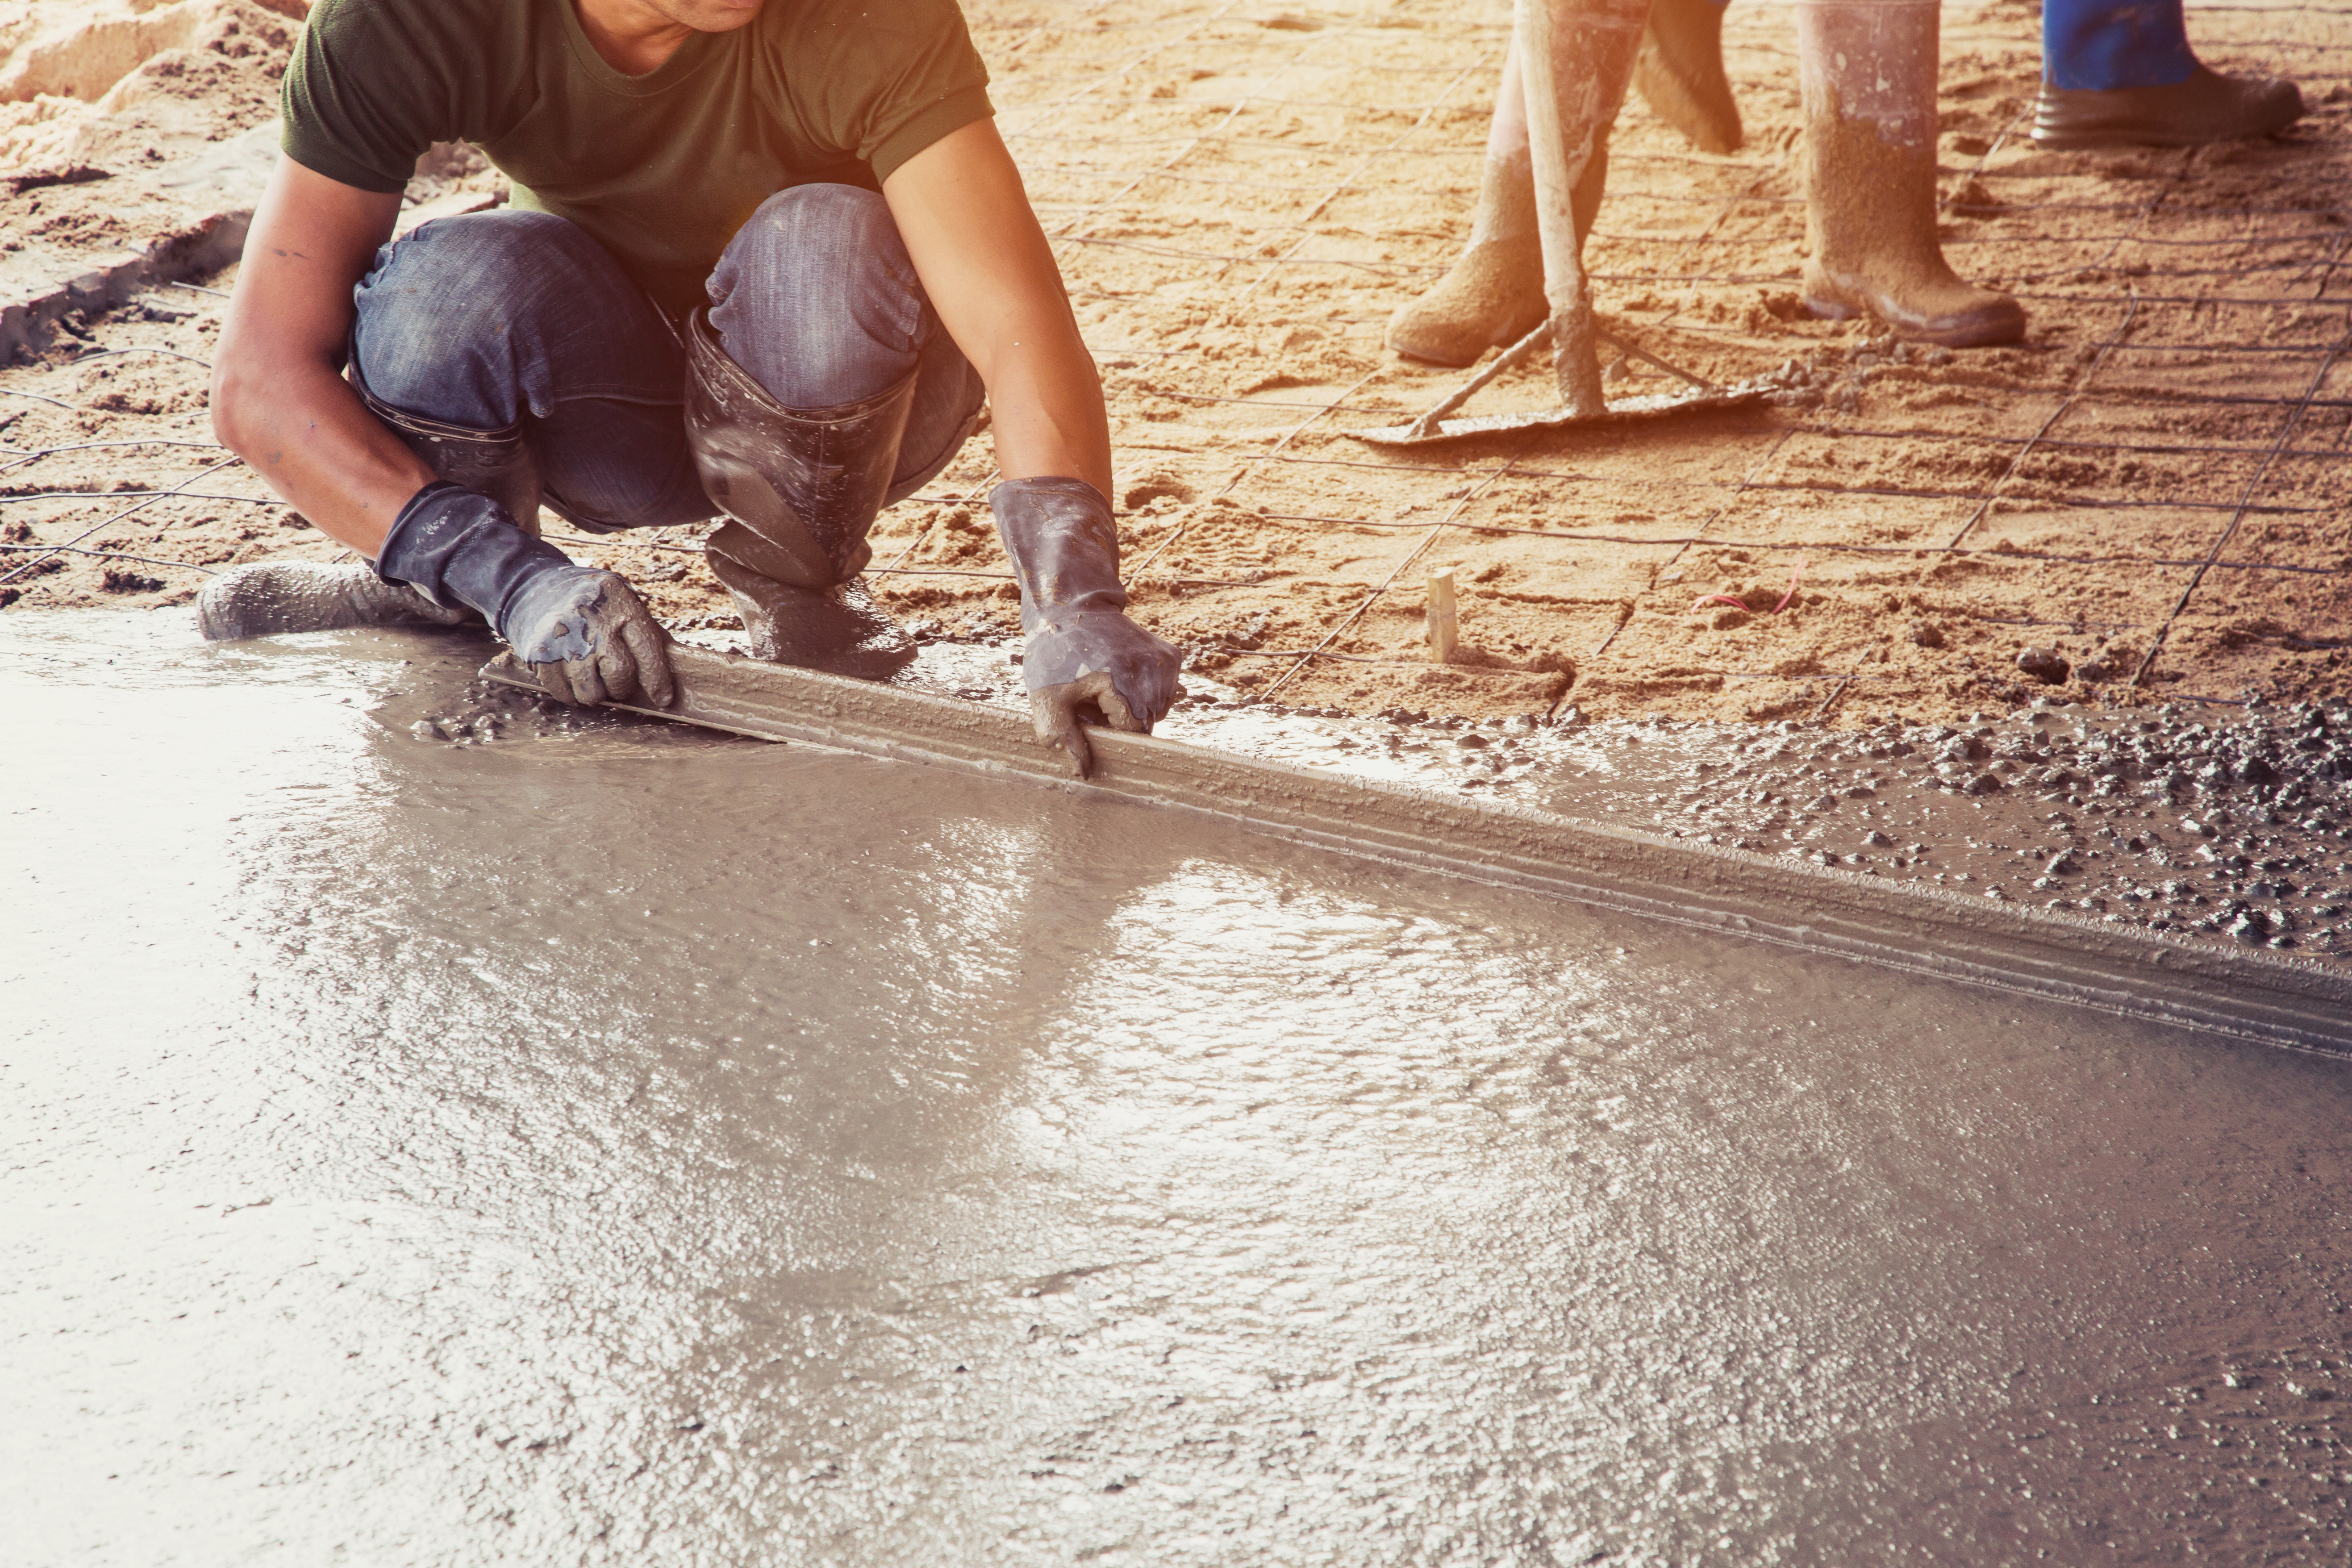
[0,0,2345,723]
[959,0,2352,719]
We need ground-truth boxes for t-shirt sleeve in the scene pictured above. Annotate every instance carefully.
[280,0,448,194]
[786,0,995,184]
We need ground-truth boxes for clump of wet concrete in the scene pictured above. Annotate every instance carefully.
[1757,331,1952,414]
[403,674,636,747]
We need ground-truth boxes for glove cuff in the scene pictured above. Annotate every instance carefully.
[988,475,1127,628]
[377,481,574,639]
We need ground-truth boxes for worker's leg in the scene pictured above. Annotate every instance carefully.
[684,183,984,671]
[2033,0,2302,147]
[199,210,704,641]
[1797,0,2024,347]
[349,209,711,533]
[1385,42,1610,369]
[705,184,983,505]
[1634,0,1740,154]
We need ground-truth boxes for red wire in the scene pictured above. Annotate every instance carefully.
[1689,557,1807,616]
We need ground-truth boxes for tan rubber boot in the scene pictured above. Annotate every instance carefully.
[1634,0,1742,154]
[1797,0,2024,348]
[1387,44,1610,370]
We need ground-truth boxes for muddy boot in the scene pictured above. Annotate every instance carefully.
[1386,42,1611,369]
[1634,0,1741,153]
[1797,0,2026,349]
[681,308,921,680]
[702,556,916,671]
[197,559,478,640]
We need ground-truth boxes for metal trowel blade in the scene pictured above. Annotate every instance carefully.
[1350,381,1770,448]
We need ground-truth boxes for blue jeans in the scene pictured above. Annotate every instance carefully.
[349,185,984,533]
[2042,0,2197,91]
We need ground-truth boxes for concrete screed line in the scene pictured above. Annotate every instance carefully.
[484,645,2352,1058]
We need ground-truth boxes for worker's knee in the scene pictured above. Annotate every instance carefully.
[721,184,911,305]
[706,183,934,409]
[353,210,641,429]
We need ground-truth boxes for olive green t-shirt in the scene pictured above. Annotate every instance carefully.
[282,0,993,311]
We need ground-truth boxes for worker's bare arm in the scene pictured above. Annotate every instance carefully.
[885,121,1178,776]
[882,119,1111,501]
[211,156,433,558]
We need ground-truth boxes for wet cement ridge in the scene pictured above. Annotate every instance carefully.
[487,648,2352,1054]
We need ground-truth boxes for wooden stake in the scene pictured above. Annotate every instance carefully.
[1427,567,1459,663]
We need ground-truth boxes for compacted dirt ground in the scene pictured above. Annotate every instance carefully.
[3,0,2348,732]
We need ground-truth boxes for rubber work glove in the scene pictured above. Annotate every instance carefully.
[989,476,1181,778]
[375,481,676,709]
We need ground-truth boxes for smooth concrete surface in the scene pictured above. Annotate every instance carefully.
[6,611,2352,1565]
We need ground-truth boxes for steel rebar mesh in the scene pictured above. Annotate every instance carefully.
[947,0,2352,721]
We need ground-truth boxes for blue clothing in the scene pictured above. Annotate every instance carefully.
[2043,0,2198,91]
[351,183,982,535]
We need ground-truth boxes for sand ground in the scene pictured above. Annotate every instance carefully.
[1,0,2346,726]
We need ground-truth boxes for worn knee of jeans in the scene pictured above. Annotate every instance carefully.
[352,211,642,432]
[707,184,938,410]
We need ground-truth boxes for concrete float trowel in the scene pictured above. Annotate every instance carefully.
[1354,0,1770,448]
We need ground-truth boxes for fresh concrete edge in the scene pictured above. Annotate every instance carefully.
[484,647,2352,1055]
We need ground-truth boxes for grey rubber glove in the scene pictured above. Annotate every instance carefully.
[499,565,674,708]
[377,482,675,709]
[989,476,1181,778]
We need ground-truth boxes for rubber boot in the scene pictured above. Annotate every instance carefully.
[199,375,545,641]
[350,358,545,538]
[1797,0,2026,348]
[681,308,921,679]
[1635,0,1741,154]
[197,558,478,640]
[1386,42,1611,369]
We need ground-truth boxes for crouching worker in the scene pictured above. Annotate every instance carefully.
[202,0,1180,775]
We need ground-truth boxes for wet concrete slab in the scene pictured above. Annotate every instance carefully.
[5,610,2352,1564]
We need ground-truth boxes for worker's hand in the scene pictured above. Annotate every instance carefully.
[1022,606,1180,778]
[374,482,676,709]
[504,567,676,709]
